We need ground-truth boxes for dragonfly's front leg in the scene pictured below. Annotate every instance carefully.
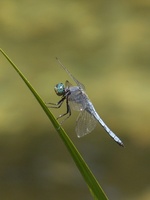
[46,96,66,108]
[57,96,71,124]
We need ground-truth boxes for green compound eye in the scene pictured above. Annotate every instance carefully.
[54,83,65,96]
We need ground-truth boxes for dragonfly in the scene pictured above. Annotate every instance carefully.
[47,58,124,147]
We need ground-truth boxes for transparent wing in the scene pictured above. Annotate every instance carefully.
[65,80,73,88]
[67,83,88,111]
[75,110,97,137]
[56,58,85,90]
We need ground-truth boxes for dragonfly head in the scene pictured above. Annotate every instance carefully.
[54,83,65,96]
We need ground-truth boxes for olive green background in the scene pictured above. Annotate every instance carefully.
[0,1,150,199]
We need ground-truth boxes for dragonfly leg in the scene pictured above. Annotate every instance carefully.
[57,96,71,124]
[46,96,66,108]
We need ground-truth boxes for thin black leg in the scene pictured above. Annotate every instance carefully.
[57,96,71,124]
[46,90,71,123]
[46,96,66,108]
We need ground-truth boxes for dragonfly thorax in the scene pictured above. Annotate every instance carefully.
[54,83,65,96]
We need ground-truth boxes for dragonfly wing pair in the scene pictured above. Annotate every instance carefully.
[75,110,97,137]
[66,81,97,137]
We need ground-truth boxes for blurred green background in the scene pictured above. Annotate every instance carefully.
[0,0,150,199]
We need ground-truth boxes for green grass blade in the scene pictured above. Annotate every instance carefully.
[0,48,108,200]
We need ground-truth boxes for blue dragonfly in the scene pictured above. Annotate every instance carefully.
[47,58,124,147]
